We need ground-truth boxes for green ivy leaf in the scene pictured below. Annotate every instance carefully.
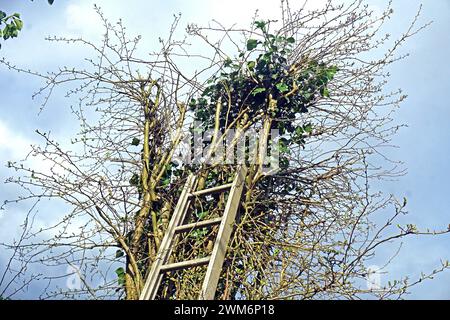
[325,66,338,81]
[286,37,295,44]
[224,57,232,67]
[295,126,304,135]
[255,20,266,30]
[196,211,208,219]
[246,39,258,51]
[115,267,125,286]
[115,267,125,276]
[304,123,313,134]
[251,87,266,96]
[190,228,208,241]
[14,19,23,31]
[129,173,140,186]
[162,178,170,187]
[303,92,312,100]
[276,83,289,93]
[131,137,140,146]
[189,98,196,107]
[115,250,124,258]
[247,61,256,70]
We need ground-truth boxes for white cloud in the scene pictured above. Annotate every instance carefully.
[368,4,382,19]
[209,0,280,26]
[65,3,103,38]
[0,121,66,178]
[302,0,329,11]
[208,0,331,27]
[0,121,32,161]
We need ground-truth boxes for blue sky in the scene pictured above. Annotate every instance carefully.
[0,0,449,299]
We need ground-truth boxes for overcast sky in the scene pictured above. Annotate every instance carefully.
[0,0,449,299]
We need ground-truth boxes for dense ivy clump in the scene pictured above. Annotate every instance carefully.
[190,20,338,137]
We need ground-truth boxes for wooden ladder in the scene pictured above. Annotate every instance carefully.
[139,165,247,300]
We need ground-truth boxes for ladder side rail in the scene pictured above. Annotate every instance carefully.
[199,165,247,300]
[139,174,195,300]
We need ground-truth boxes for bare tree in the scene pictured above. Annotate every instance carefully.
[1,1,449,300]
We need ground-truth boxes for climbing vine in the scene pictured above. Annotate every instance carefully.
[191,20,337,169]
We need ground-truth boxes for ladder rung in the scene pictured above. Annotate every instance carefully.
[160,256,211,272]
[190,183,233,197]
[174,217,223,233]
